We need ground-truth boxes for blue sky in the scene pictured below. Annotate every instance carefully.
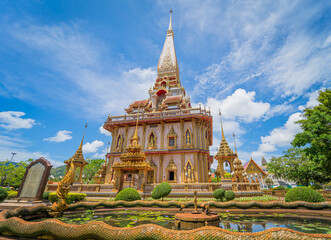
[0,0,330,168]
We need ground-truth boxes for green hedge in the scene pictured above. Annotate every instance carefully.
[285,186,325,203]
[0,188,8,202]
[6,190,17,200]
[224,190,235,201]
[115,188,141,202]
[49,192,87,204]
[273,186,288,191]
[213,189,225,201]
[151,182,172,200]
[42,191,51,200]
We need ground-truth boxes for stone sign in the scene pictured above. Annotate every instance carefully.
[18,157,53,200]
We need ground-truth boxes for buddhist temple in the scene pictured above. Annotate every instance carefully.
[101,11,213,186]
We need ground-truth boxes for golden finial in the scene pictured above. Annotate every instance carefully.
[168,10,173,31]
[233,132,237,155]
[79,122,88,150]
[219,110,225,140]
[132,108,140,145]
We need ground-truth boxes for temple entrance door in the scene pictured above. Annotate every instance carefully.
[147,171,154,183]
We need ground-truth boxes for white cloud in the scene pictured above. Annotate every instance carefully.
[258,112,303,153]
[206,89,270,123]
[298,89,323,111]
[83,140,104,153]
[99,125,111,136]
[43,130,72,143]
[0,111,36,130]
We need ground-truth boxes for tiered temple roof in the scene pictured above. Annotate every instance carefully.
[125,10,191,114]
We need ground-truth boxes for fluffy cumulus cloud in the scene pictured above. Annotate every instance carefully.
[258,112,303,153]
[0,111,36,130]
[206,89,270,123]
[83,140,104,153]
[43,130,72,143]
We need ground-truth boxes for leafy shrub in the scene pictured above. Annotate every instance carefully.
[115,188,141,202]
[42,191,51,200]
[49,192,87,204]
[7,190,18,199]
[274,186,287,191]
[310,184,322,190]
[224,190,235,201]
[0,188,8,201]
[285,186,325,203]
[151,182,172,200]
[213,188,225,201]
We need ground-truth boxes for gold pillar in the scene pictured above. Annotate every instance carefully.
[181,154,185,183]
[180,119,184,148]
[123,125,129,151]
[161,121,165,149]
[199,121,202,149]
[193,153,198,182]
[159,155,164,182]
[111,127,118,152]
[142,123,146,150]
[204,154,208,182]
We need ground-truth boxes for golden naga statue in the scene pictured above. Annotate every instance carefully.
[49,158,75,217]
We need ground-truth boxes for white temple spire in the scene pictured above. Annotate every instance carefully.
[168,10,173,31]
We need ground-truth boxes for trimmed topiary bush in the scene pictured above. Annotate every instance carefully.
[49,192,87,204]
[152,182,172,201]
[213,188,226,201]
[115,188,141,202]
[285,186,325,203]
[224,190,235,201]
[274,186,288,191]
[0,187,8,202]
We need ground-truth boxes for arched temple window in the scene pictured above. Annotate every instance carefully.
[116,134,123,151]
[185,129,192,147]
[185,159,194,182]
[148,132,156,149]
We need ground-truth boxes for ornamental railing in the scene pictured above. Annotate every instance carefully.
[106,107,211,123]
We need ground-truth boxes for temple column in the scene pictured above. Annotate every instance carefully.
[105,156,114,183]
[123,125,129,151]
[192,119,197,148]
[161,121,165,149]
[193,153,198,182]
[78,165,84,183]
[180,119,184,148]
[199,121,202,149]
[204,154,208,182]
[181,154,185,183]
[142,123,146,150]
[111,127,118,152]
[159,155,164,182]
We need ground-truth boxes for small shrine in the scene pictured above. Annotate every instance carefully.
[111,114,152,192]
[214,111,237,180]
[64,124,89,183]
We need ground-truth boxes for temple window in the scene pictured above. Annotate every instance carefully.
[185,159,193,182]
[116,134,123,151]
[166,159,177,182]
[169,171,175,181]
[185,129,192,147]
[148,132,156,149]
[169,137,175,146]
[167,125,177,149]
[161,81,166,88]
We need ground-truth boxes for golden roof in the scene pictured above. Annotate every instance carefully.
[64,124,88,166]
[214,111,236,159]
[112,110,151,171]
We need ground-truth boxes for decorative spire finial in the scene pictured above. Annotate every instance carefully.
[132,108,140,145]
[168,10,173,31]
[219,109,225,140]
[79,122,88,150]
[233,132,237,155]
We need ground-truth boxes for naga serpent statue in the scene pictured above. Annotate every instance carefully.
[49,158,75,217]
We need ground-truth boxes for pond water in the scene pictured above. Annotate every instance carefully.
[33,210,331,234]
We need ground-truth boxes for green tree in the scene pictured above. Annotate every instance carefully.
[292,89,331,180]
[265,178,274,189]
[267,148,318,186]
[82,158,105,184]
[0,160,28,189]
